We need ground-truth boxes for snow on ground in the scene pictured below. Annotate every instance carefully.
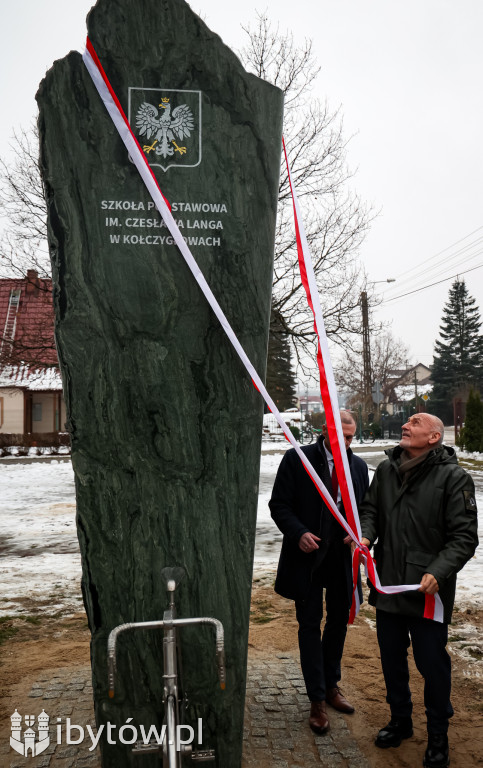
[455,447,483,461]
[0,459,83,617]
[253,452,285,574]
[0,449,482,618]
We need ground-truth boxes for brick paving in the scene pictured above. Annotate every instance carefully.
[1,667,101,768]
[1,654,370,767]
[242,653,370,768]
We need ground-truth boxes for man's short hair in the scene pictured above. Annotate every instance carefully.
[324,410,357,427]
[340,410,357,427]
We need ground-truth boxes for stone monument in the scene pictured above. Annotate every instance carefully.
[37,0,283,765]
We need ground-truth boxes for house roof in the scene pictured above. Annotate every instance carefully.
[0,271,60,390]
[0,271,57,368]
[0,364,62,391]
[0,270,58,366]
[393,382,433,402]
[388,363,432,382]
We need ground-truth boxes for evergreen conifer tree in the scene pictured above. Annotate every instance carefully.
[266,305,298,412]
[431,280,483,422]
[459,388,483,452]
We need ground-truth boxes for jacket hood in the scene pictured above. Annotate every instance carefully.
[385,444,457,465]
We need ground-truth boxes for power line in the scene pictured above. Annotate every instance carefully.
[383,247,483,300]
[380,225,483,300]
[382,262,483,303]
[385,238,483,293]
[391,224,483,281]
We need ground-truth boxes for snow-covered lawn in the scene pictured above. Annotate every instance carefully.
[1,450,481,617]
[0,459,82,617]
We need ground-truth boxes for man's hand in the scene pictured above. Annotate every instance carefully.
[360,537,371,549]
[299,532,321,553]
[343,534,357,552]
[344,536,371,554]
[418,573,439,595]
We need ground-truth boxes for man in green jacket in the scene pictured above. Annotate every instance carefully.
[359,413,478,768]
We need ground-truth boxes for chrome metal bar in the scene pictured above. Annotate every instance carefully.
[167,617,225,689]
[107,616,225,696]
[107,620,167,697]
[166,695,179,768]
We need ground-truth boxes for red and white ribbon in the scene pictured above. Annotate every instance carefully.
[82,40,347,538]
[282,138,444,624]
[83,39,443,624]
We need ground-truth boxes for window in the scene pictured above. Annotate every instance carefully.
[32,403,42,422]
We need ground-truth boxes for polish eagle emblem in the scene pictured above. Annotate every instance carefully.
[136,98,195,159]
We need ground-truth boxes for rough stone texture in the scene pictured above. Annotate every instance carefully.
[36,1,283,766]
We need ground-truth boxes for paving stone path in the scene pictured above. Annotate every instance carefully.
[2,667,100,768]
[2,653,370,767]
[243,653,370,768]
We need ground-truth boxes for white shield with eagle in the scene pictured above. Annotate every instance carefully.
[128,87,202,172]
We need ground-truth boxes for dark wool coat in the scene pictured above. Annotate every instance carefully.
[269,436,370,603]
[359,445,479,623]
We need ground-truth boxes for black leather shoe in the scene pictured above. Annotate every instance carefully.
[375,718,413,748]
[423,733,449,767]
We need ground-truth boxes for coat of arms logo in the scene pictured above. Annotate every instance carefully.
[128,88,202,172]
[10,709,50,757]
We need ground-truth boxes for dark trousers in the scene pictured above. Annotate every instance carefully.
[295,550,350,702]
[376,609,454,734]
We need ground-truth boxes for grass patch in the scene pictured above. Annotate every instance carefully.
[250,598,280,625]
[251,614,276,625]
[254,600,275,612]
[0,614,45,644]
[457,458,483,471]
[357,608,375,620]
[0,617,20,645]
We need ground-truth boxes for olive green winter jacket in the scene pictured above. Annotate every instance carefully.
[359,445,478,622]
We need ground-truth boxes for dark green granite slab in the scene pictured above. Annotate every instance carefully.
[36,1,283,765]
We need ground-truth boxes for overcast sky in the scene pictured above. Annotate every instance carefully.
[1,0,482,376]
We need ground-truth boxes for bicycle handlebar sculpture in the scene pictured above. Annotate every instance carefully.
[107,567,226,766]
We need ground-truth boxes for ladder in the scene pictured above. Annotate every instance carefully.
[0,288,21,359]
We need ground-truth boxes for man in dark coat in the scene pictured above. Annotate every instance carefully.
[269,410,369,734]
[360,413,478,768]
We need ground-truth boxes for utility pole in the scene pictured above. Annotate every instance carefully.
[360,279,395,420]
[371,380,383,421]
[360,290,372,413]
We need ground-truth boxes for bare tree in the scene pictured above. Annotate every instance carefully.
[335,331,410,406]
[0,125,50,279]
[0,15,376,375]
[0,127,55,368]
[239,14,376,373]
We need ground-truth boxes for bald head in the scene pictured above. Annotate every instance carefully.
[430,415,445,447]
[400,413,445,457]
